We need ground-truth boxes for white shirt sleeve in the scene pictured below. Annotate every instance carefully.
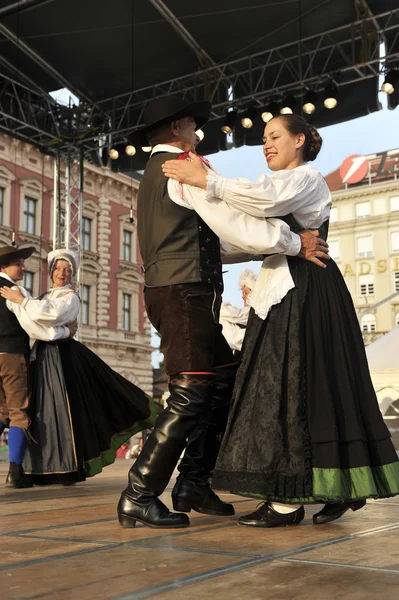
[19,290,80,326]
[6,300,71,341]
[205,166,328,219]
[167,179,301,257]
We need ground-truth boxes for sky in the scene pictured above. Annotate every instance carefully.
[151,94,399,365]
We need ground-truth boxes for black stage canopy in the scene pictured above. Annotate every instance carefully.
[0,0,398,170]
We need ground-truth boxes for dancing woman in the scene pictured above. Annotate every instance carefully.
[0,249,157,484]
[162,114,399,527]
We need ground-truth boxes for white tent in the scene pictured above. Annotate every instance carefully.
[366,326,399,416]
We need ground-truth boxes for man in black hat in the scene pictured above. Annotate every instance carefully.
[118,95,328,529]
[0,244,35,488]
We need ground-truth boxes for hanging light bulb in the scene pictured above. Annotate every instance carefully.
[141,146,152,153]
[240,106,257,129]
[195,129,204,141]
[109,148,119,160]
[381,69,399,95]
[261,101,278,123]
[125,145,136,156]
[280,95,296,115]
[302,90,318,115]
[323,82,338,109]
[221,110,237,134]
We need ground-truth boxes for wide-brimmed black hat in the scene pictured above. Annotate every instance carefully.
[0,245,35,266]
[131,95,211,146]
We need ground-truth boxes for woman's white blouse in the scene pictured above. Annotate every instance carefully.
[219,301,249,352]
[170,163,331,320]
[6,285,80,341]
[206,166,332,319]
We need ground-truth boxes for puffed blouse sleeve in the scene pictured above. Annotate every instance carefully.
[19,290,80,326]
[205,166,326,218]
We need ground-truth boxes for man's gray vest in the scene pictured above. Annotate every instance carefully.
[137,151,223,290]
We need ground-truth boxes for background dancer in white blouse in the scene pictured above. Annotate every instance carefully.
[0,249,156,485]
[162,114,399,527]
[220,269,257,358]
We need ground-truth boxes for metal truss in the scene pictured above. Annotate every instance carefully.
[93,7,399,140]
[1,8,399,152]
[52,146,84,251]
[52,145,84,335]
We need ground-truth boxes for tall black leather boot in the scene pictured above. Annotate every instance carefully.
[172,363,237,516]
[118,373,214,529]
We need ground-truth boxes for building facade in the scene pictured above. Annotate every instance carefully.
[0,134,153,394]
[326,149,399,345]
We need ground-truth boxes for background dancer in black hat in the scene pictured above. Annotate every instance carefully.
[1,249,157,485]
[0,244,35,488]
[117,95,329,529]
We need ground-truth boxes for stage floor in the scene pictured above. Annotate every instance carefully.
[1,460,399,600]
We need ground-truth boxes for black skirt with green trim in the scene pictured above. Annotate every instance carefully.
[212,254,399,504]
[24,339,157,484]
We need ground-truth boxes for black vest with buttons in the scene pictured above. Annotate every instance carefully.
[0,278,30,354]
[137,151,223,290]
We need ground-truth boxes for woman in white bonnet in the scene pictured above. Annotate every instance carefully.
[220,269,257,358]
[0,249,157,485]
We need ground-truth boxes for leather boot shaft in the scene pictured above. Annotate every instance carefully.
[177,363,237,483]
[125,373,214,501]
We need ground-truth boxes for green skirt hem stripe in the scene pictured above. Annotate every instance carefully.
[84,398,158,478]
[227,462,399,505]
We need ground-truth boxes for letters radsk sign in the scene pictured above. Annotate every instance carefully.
[339,154,368,184]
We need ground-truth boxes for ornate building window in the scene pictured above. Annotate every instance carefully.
[19,179,44,238]
[359,274,374,296]
[357,236,373,258]
[390,196,399,212]
[394,271,399,294]
[23,197,37,235]
[81,285,90,325]
[22,271,34,295]
[122,293,131,331]
[330,207,338,223]
[361,314,376,333]
[82,217,92,251]
[356,202,370,219]
[123,230,132,262]
[0,187,4,225]
[328,240,340,261]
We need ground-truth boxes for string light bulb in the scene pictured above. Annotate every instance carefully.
[302,90,318,115]
[280,95,296,115]
[240,106,257,129]
[125,145,136,156]
[142,146,152,153]
[323,82,338,109]
[221,110,237,134]
[381,69,399,95]
[109,148,119,160]
[261,102,278,123]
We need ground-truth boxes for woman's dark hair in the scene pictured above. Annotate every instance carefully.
[272,114,323,162]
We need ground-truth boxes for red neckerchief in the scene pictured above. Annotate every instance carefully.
[176,153,214,200]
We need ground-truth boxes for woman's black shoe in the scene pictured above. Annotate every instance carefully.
[238,503,304,528]
[313,499,366,525]
[117,491,190,529]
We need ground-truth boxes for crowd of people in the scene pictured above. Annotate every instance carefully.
[1,93,399,532]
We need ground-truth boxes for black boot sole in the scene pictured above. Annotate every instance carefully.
[5,481,33,488]
[118,512,190,529]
